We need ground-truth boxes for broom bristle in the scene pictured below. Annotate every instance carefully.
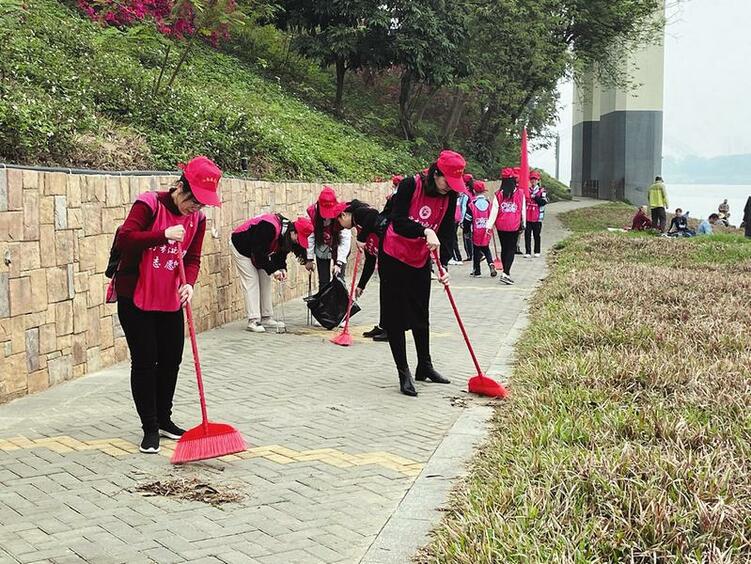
[171,422,246,464]
[468,374,509,399]
[331,331,353,346]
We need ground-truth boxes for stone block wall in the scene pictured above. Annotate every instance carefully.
[0,166,389,403]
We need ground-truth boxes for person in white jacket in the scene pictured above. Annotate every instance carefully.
[304,186,352,288]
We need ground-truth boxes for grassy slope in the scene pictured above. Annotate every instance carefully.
[0,0,420,180]
[422,203,751,562]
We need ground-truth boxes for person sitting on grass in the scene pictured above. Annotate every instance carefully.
[630,206,653,231]
[697,213,719,235]
[667,208,692,236]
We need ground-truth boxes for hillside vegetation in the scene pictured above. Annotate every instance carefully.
[0,0,420,180]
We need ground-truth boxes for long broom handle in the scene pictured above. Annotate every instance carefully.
[342,251,362,332]
[176,242,210,431]
[431,250,483,376]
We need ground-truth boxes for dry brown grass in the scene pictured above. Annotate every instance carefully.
[421,209,751,563]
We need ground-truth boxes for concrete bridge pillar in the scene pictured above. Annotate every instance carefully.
[571,17,665,205]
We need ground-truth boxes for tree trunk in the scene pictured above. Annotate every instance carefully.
[441,88,467,148]
[165,33,198,92]
[414,86,439,126]
[153,44,172,96]
[334,57,346,115]
[398,70,416,140]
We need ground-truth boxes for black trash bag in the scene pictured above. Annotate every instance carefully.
[304,276,361,330]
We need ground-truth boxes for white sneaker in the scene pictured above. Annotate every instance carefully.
[246,320,266,333]
[499,273,514,285]
[523,254,531,259]
[448,259,461,266]
[534,253,541,258]
[261,317,280,328]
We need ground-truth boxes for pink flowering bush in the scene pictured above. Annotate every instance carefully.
[76,0,235,44]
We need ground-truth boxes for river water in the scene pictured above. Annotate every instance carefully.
[665,184,751,225]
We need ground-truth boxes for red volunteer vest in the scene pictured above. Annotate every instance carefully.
[232,213,283,267]
[133,192,203,312]
[526,187,543,222]
[382,175,449,268]
[355,220,380,258]
[469,196,492,246]
[494,189,524,232]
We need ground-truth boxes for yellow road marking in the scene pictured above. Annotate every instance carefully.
[0,435,423,477]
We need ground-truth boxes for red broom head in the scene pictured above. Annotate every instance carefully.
[330,331,353,347]
[468,374,509,399]
[170,422,247,464]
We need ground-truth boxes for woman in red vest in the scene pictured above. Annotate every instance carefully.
[115,156,221,454]
[337,199,390,341]
[304,186,352,291]
[467,180,496,277]
[231,214,314,332]
[523,170,548,258]
[380,150,468,397]
[487,168,526,285]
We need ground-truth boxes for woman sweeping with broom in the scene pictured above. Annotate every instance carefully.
[231,213,314,333]
[114,156,222,454]
[380,150,468,397]
[337,200,389,341]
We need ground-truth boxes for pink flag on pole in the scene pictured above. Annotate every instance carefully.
[519,127,530,199]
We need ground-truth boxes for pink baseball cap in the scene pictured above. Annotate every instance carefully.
[473,180,487,193]
[293,217,314,247]
[392,174,404,186]
[530,170,541,180]
[500,167,515,179]
[436,150,467,194]
[317,186,347,219]
[178,156,222,207]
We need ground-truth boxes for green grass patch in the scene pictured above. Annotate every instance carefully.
[421,208,751,562]
[0,0,420,179]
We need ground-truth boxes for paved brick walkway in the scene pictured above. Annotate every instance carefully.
[0,199,594,563]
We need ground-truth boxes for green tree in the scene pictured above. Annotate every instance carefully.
[275,0,392,115]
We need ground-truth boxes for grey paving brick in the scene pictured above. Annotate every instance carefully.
[0,200,592,563]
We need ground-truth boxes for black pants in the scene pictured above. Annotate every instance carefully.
[498,230,519,276]
[452,223,462,261]
[472,245,493,274]
[117,297,184,433]
[388,326,431,370]
[651,207,666,232]
[462,221,473,260]
[524,222,542,255]
[316,257,346,289]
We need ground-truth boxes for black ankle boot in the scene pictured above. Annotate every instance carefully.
[398,367,417,397]
[415,359,451,384]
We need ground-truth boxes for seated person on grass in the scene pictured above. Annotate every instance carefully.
[667,208,694,237]
[630,206,653,231]
[697,213,719,235]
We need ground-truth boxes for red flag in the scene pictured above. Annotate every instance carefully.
[519,127,530,199]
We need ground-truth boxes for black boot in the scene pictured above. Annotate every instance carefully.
[373,330,389,342]
[415,358,451,384]
[363,325,382,338]
[398,367,417,397]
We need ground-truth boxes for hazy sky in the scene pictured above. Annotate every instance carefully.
[532,0,751,184]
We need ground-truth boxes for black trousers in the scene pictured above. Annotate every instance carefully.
[524,222,542,254]
[388,326,431,371]
[497,230,519,276]
[472,245,493,274]
[117,297,184,432]
[316,257,346,289]
[452,223,463,261]
[462,220,473,260]
[651,207,666,232]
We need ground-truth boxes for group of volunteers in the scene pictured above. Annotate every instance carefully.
[111,153,549,454]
